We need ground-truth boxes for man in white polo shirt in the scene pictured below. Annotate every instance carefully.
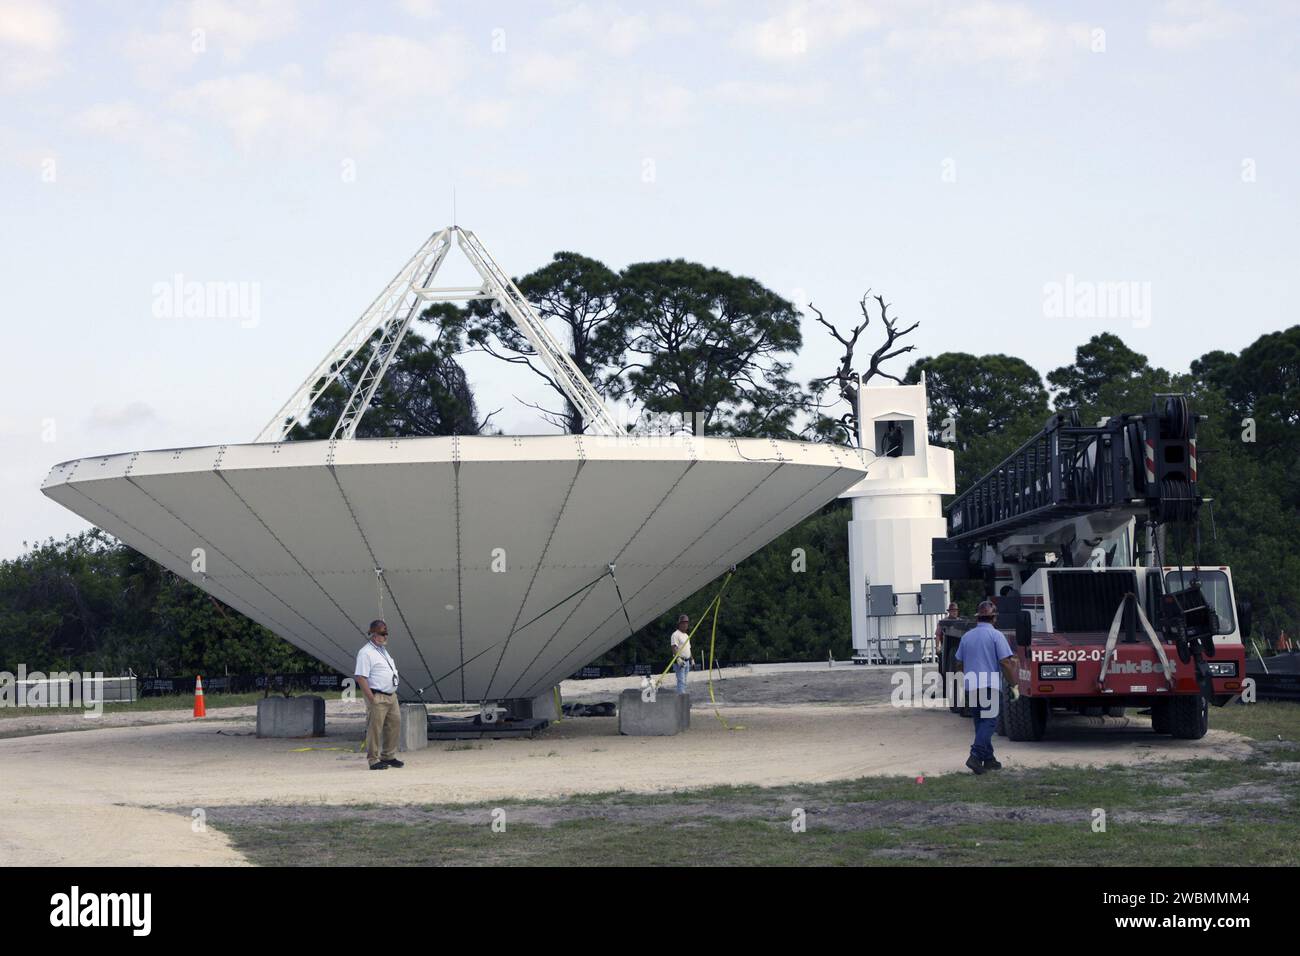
[354,619,403,771]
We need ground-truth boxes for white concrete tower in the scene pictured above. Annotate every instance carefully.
[839,374,955,662]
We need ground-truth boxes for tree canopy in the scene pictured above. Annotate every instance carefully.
[903,351,1049,490]
[466,252,623,434]
[290,303,483,440]
[1047,332,1153,409]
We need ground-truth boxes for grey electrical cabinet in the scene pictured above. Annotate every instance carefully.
[869,585,895,616]
[920,582,948,615]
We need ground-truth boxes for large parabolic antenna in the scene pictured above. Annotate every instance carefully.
[42,227,867,702]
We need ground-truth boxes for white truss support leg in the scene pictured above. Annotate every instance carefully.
[256,225,618,442]
[255,229,454,443]
[455,228,619,436]
[332,240,453,440]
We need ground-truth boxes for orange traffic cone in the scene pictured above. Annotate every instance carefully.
[193,676,206,718]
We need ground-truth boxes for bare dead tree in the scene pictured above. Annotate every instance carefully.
[806,291,919,444]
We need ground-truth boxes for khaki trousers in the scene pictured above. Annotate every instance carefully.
[365,692,401,764]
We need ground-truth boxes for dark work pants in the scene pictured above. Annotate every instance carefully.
[971,714,997,762]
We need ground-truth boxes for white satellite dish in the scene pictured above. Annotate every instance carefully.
[42,228,867,702]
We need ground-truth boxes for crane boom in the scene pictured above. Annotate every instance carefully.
[944,395,1200,547]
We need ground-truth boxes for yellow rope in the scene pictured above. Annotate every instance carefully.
[652,572,742,731]
[704,574,743,731]
[653,589,721,688]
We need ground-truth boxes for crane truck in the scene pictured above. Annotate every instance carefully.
[932,395,1250,741]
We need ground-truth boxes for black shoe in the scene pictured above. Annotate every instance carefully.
[965,755,985,775]
[982,758,1003,770]
[369,762,388,771]
[383,758,405,768]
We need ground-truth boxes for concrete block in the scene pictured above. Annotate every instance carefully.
[256,695,325,738]
[618,688,689,736]
[505,687,562,722]
[399,703,428,752]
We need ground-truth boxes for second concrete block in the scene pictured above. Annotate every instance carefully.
[618,688,689,736]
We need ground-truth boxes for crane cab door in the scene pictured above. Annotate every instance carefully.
[1161,567,1243,647]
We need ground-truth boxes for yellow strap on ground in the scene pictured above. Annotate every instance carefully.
[288,745,362,752]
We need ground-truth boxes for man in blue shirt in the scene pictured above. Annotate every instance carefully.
[954,600,1019,774]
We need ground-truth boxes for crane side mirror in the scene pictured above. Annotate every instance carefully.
[1236,599,1252,638]
[1015,610,1033,648]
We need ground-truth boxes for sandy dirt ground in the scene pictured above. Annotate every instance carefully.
[0,667,1253,866]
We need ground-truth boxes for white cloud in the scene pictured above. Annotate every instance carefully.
[72,100,195,165]
[885,1,1078,80]
[122,30,203,89]
[642,81,693,125]
[734,0,881,62]
[121,1,298,88]
[712,79,826,108]
[326,32,471,102]
[460,98,512,128]
[0,0,61,50]
[74,99,149,135]
[1148,0,1248,50]
[544,3,698,59]
[732,0,1089,81]
[471,164,532,189]
[547,4,655,55]
[0,123,53,170]
[187,0,299,61]
[171,67,338,153]
[0,0,65,91]
[593,77,694,128]
[509,52,582,94]
[397,0,438,19]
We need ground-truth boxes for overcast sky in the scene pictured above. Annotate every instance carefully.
[2,0,1296,558]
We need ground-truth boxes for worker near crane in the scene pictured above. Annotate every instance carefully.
[954,600,1018,774]
[354,619,403,771]
[934,601,959,659]
[670,614,692,695]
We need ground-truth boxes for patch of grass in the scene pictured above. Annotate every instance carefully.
[219,815,1300,867]
[894,819,1300,866]
[1210,700,1300,742]
[213,750,1300,867]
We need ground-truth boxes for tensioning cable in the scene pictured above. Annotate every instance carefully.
[374,567,441,703]
[607,564,637,639]
[513,568,613,635]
